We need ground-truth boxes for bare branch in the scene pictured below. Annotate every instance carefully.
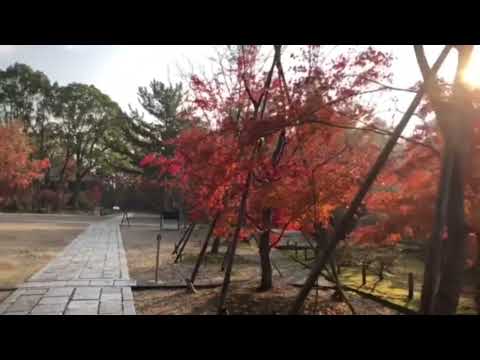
[304,118,440,155]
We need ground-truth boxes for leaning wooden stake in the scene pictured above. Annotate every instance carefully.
[174,224,195,263]
[172,223,194,255]
[190,213,220,285]
[289,46,452,314]
[217,171,254,314]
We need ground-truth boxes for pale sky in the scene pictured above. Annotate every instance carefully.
[0,45,476,130]
[0,45,215,115]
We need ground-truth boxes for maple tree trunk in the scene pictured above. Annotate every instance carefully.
[258,230,273,292]
[289,47,451,314]
[433,47,474,314]
[420,143,454,313]
[436,178,466,314]
[434,151,468,314]
[210,236,221,254]
[418,45,473,314]
[258,208,273,292]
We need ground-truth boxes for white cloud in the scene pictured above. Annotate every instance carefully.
[64,45,82,51]
[0,45,16,54]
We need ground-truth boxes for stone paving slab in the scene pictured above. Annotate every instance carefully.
[31,303,68,314]
[0,216,137,316]
[123,301,136,315]
[90,280,114,286]
[39,297,70,305]
[99,301,122,314]
[65,304,100,315]
[101,293,122,302]
[122,288,134,301]
[67,300,99,310]
[23,288,49,295]
[5,295,42,313]
[0,303,10,313]
[46,287,75,297]
[73,287,101,300]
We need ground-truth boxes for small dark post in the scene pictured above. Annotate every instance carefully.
[294,242,298,258]
[379,262,385,281]
[155,234,161,283]
[221,239,234,272]
[408,272,414,300]
[121,209,130,226]
[304,248,308,261]
[362,262,367,286]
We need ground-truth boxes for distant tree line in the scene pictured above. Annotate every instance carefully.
[0,62,188,211]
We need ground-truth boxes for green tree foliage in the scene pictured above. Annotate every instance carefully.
[111,80,189,174]
[52,83,124,208]
[0,63,56,159]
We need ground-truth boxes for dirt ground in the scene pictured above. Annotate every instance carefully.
[121,217,258,284]
[0,213,99,291]
[122,214,398,315]
[132,279,399,315]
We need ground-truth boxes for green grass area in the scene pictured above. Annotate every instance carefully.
[282,242,478,314]
[338,254,477,314]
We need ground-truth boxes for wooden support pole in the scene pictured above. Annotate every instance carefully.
[221,240,233,272]
[121,210,130,226]
[379,262,385,281]
[362,262,367,286]
[217,170,254,314]
[172,223,193,255]
[174,224,195,263]
[155,234,161,283]
[408,273,414,300]
[190,213,220,285]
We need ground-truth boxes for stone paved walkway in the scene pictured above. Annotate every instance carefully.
[0,216,136,315]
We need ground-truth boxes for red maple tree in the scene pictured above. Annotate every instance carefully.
[142,45,395,296]
[0,123,50,207]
